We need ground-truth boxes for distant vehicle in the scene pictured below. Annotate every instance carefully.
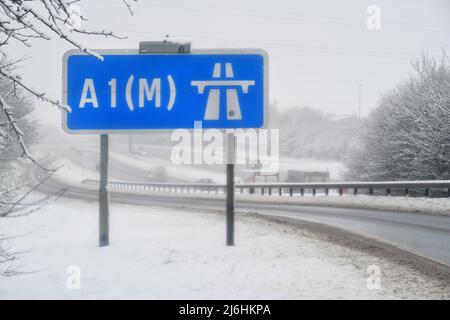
[147,166,168,182]
[196,178,216,191]
[196,178,215,184]
[136,147,147,156]
[286,170,329,183]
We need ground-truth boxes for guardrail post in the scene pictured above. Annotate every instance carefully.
[99,134,109,247]
[325,188,329,196]
[312,188,316,196]
[339,188,343,196]
[269,188,272,196]
[353,188,358,195]
[289,188,293,196]
[387,188,391,196]
[301,188,304,196]
[279,188,282,196]
[425,188,429,197]
[405,188,409,197]
[369,188,373,196]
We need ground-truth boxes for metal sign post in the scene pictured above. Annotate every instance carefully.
[99,134,109,247]
[226,133,235,246]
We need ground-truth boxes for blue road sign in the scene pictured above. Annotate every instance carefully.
[62,49,267,133]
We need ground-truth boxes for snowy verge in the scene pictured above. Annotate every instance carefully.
[52,156,99,187]
[41,152,121,188]
[236,194,450,216]
[1,198,449,299]
[108,150,225,183]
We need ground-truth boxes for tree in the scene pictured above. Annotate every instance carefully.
[0,0,135,163]
[1,65,38,210]
[0,0,136,275]
[0,70,39,275]
[270,105,360,161]
[0,62,38,158]
[346,52,450,181]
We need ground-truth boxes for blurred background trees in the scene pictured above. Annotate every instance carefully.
[0,70,38,216]
[270,105,360,161]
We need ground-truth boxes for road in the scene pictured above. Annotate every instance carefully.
[30,149,450,268]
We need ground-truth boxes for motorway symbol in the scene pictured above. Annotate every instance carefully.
[191,62,255,120]
[62,49,267,133]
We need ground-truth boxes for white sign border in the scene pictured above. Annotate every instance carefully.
[61,48,269,134]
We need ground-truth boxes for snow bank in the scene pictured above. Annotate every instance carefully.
[109,150,225,183]
[44,151,124,188]
[1,198,449,299]
[237,194,450,216]
[51,156,99,187]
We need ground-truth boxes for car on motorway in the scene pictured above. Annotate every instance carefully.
[147,165,168,183]
[195,178,216,191]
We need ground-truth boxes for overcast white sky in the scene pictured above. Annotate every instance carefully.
[6,0,450,129]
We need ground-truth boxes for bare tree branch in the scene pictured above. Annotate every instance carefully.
[122,0,137,16]
[0,0,136,171]
[1,169,58,217]
[0,0,137,274]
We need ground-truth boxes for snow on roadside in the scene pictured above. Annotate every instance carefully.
[237,194,450,216]
[48,152,124,188]
[62,145,226,183]
[52,156,98,187]
[0,198,449,299]
[109,150,225,183]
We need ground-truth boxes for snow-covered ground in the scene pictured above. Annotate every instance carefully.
[109,149,225,184]
[238,193,450,216]
[51,154,99,187]
[36,144,227,184]
[1,197,449,299]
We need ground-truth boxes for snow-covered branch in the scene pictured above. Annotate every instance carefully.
[0,0,135,167]
[0,0,137,277]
